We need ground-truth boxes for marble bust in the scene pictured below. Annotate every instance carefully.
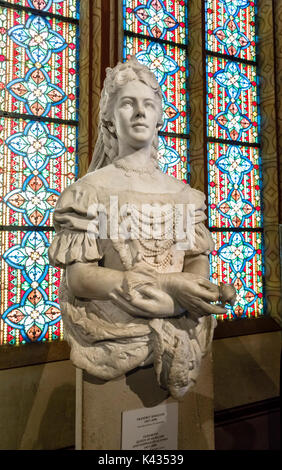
[48,57,235,399]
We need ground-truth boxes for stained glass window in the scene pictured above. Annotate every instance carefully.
[205,0,264,319]
[123,0,189,183]
[0,0,79,345]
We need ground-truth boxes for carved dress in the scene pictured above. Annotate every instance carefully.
[48,169,217,399]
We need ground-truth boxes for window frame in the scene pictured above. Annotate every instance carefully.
[0,0,83,367]
[200,0,280,336]
[118,0,281,338]
[0,0,119,369]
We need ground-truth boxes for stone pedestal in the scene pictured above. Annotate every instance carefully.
[76,351,215,450]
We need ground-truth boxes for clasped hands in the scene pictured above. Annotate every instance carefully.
[109,260,234,320]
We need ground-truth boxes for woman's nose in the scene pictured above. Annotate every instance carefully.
[135,101,145,117]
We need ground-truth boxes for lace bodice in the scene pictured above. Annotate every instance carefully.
[48,169,214,271]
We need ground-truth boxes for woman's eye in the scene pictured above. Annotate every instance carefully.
[121,100,133,108]
[145,101,155,109]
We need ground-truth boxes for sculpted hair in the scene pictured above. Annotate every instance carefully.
[88,56,163,172]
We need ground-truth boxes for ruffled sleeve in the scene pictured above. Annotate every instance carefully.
[185,186,215,256]
[48,180,103,268]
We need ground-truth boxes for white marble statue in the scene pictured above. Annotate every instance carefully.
[48,57,235,399]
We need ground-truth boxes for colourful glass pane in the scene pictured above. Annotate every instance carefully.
[158,135,189,182]
[0,7,78,120]
[123,0,187,44]
[4,0,79,19]
[205,0,256,61]
[0,117,77,227]
[206,56,259,143]
[208,142,262,228]
[210,230,264,320]
[0,229,62,345]
[123,35,188,135]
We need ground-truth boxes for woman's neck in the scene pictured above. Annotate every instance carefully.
[115,146,154,169]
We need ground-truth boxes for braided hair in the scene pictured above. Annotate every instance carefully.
[88,56,163,172]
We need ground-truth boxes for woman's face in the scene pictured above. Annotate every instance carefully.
[112,80,161,151]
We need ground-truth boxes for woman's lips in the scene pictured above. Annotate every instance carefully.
[132,122,148,128]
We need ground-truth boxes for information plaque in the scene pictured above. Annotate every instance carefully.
[121,402,178,450]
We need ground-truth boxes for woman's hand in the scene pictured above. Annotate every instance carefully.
[108,261,226,319]
[109,284,184,318]
[160,272,227,317]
